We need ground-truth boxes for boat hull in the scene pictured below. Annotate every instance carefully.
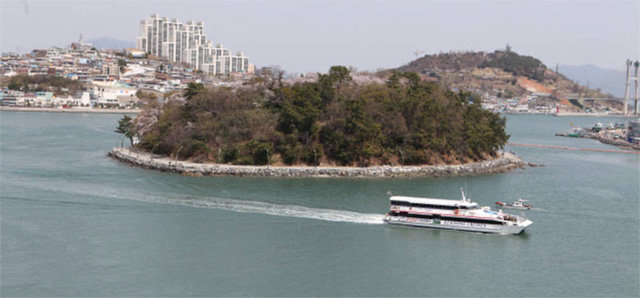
[384,216,531,235]
[499,206,531,210]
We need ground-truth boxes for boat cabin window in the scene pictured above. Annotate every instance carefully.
[390,200,411,206]
[390,200,472,210]
[389,211,502,224]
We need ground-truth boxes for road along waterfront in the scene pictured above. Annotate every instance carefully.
[0,106,140,114]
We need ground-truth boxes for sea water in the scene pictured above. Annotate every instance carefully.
[1,111,638,296]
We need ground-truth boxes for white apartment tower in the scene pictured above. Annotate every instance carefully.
[136,14,252,75]
[201,45,250,76]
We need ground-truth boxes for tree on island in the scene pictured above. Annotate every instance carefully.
[115,115,135,146]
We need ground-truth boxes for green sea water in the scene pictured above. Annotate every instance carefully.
[1,111,638,297]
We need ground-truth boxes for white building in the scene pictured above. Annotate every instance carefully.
[136,14,252,75]
[92,81,138,107]
[200,46,250,76]
[67,92,92,107]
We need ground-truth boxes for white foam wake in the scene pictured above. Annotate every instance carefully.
[7,180,385,225]
[145,195,386,225]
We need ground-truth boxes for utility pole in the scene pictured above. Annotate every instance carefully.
[624,59,632,116]
[634,61,639,115]
[553,63,560,99]
[313,149,317,167]
[555,63,560,92]
[266,148,270,168]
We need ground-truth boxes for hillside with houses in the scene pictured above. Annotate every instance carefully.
[0,38,257,110]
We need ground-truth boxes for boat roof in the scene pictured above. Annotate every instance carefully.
[390,196,478,207]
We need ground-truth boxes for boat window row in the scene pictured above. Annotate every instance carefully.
[388,211,503,225]
[390,200,471,210]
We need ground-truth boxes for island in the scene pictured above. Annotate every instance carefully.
[110,66,525,177]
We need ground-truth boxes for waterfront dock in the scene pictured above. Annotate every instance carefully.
[554,122,640,150]
[508,142,640,154]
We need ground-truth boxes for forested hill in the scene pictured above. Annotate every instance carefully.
[398,50,545,79]
[393,49,610,100]
[125,67,509,167]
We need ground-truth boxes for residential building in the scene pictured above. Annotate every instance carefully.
[102,63,120,77]
[136,14,252,74]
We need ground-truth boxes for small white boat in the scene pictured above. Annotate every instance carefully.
[495,199,532,210]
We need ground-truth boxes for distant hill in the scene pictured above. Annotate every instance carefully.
[397,50,547,81]
[387,50,617,111]
[559,64,626,98]
[87,37,134,50]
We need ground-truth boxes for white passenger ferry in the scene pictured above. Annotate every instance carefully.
[383,190,532,234]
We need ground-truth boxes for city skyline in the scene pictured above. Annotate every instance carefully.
[1,1,638,73]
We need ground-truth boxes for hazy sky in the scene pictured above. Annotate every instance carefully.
[1,1,638,73]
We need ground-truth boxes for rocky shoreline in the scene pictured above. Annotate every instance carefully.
[108,147,527,178]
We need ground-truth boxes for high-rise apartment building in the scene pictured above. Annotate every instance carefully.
[136,14,252,75]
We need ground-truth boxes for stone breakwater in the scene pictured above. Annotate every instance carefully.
[595,135,640,150]
[108,147,526,178]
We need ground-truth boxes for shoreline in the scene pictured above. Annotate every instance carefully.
[0,106,140,114]
[552,112,630,117]
[3,106,631,118]
[108,147,527,178]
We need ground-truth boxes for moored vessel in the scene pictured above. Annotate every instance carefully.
[383,189,532,235]
[495,198,532,210]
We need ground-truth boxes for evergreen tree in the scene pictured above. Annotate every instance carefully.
[115,115,135,146]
